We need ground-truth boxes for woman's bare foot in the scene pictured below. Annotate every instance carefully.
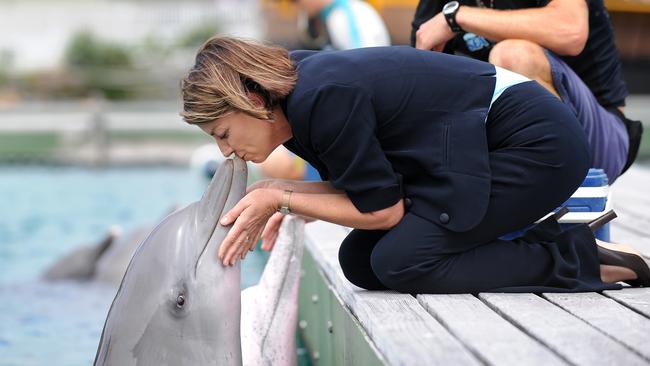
[600,264,638,283]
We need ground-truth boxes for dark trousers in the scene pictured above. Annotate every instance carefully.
[339,82,621,294]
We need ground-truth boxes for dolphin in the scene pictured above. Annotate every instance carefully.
[240,216,305,366]
[44,208,178,285]
[92,225,154,286]
[43,226,122,281]
[94,157,247,366]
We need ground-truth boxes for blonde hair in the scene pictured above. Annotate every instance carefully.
[180,36,297,124]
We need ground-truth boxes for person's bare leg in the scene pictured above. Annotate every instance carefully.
[489,39,560,99]
[600,264,637,283]
[257,145,306,180]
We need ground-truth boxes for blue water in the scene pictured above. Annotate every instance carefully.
[0,166,268,366]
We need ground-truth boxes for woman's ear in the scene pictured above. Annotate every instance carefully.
[247,92,266,109]
[247,92,274,120]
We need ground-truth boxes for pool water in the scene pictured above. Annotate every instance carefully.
[0,166,273,365]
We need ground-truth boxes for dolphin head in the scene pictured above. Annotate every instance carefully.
[94,157,247,366]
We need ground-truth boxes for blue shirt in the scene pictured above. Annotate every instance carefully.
[492,66,529,109]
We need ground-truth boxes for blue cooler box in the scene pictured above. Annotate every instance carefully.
[502,169,611,241]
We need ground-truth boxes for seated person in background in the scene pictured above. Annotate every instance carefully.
[261,0,392,181]
[295,0,391,49]
[411,0,643,183]
[259,145,321,181]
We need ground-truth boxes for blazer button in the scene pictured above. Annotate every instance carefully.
[404,198,413,208]
[439,213,450,224]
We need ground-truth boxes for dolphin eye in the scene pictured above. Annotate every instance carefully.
[176,294,186,308]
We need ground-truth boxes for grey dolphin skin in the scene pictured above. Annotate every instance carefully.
[43,227,121,281]
[94,157,247,366]
[43,207,178,286]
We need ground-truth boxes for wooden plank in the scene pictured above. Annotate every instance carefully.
[544,292,650,361]
[304,221,361,306]
[604,288,650,319]
[612,205,650,230]
[418,294,567,366]
[610,166,650,208]
[606,166,650,257]
[612,187,650,209]
[299,251,335,365]
[479,293,648,366]
[610,194,650,233]
[305,221,481,366]
[299,242,385,366]
[329,287,386,366]
[610,222,650,259]
[349,291,481,366]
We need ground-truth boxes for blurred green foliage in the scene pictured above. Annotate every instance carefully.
[109,130,210,143]
[176,23,220,48]
[63,31,134,100]
[2,23,221,101]
[0,49,12,87]
[0,133,59,161]
[0,131,209,163]
[65,31,132,68]
[0,68,7,87]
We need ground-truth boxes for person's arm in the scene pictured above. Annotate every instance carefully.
[416,0,588,56]
[457,0,588,55]
[218,185,403,265]
[219,84,405,265]
[246,179,403,230]
[410,0,445,47]
[271,186,404,230]
[248,178,342,195]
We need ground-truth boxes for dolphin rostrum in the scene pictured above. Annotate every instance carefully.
[94,157,247,366]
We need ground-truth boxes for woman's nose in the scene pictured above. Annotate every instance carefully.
[216,141,233,157]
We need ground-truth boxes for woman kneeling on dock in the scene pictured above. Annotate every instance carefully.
[181,37,650,293]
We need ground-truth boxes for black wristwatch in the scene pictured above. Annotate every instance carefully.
[443,1,463,33]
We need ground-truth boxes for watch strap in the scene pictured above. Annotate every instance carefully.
[444,2,463,33]
[279,190,293,215]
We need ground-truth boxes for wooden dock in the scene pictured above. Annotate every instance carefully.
[298,166,650,366]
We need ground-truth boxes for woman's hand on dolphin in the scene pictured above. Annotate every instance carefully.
[261,212,284,251]
[218,188,281,266]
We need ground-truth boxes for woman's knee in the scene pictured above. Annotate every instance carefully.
[338,229,388,290]
[338,236,361,281]
[369,243,449,293]
[489,40,549,80]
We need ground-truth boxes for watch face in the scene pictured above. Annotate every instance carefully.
[443,1,459,14]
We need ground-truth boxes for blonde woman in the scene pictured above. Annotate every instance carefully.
[181,36,650,293]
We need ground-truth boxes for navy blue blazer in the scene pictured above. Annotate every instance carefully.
[282,46,497,232]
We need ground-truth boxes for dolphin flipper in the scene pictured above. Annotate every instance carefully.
[241,216,305,366]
